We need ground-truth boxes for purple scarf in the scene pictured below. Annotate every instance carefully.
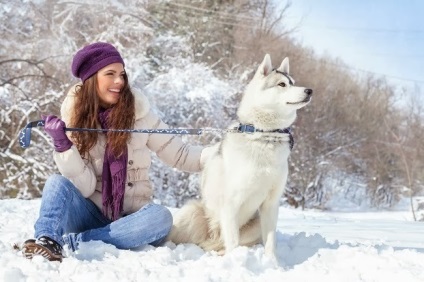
[98,108,128,220]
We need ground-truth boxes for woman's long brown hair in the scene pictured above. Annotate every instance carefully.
[70,73,135,158]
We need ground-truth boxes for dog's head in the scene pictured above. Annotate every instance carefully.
[237,54,313,130]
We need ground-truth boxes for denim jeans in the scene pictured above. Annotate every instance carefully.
[34,174,173,251]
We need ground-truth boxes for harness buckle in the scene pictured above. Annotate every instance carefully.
[238,124,256,134]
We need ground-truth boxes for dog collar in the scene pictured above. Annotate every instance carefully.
[235,124,294,150]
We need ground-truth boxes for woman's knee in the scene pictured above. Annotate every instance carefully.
[139,204,173,232]
[158,205,173,233]
[43,174,76,195]
[148,205,173,246]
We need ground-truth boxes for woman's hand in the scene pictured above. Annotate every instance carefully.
[42,115,73,152]
[200,144,219,170]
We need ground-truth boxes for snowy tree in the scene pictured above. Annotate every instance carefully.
[2,0,424,210]
[0,0,153,198]
[143,34,245,206]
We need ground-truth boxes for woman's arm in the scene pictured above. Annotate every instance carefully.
[52,90,97,197]
[53,147,97,197]
[145,111,203,172]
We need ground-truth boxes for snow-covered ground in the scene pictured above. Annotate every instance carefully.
[1,199,423,282]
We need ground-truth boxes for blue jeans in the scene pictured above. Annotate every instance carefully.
[34,174,173,251]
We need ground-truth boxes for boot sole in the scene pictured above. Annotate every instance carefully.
[22,242,63,262]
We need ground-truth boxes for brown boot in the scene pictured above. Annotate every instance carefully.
[22,236,64,262]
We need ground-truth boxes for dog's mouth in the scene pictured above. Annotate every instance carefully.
[287,96,311,105]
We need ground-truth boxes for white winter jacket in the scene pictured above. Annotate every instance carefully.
[53,85,203,218]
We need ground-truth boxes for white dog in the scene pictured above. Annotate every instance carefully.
[167,54,313,260]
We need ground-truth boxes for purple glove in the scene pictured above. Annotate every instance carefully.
[42,115,73,152]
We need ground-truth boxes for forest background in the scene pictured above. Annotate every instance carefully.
[1,0,423,218]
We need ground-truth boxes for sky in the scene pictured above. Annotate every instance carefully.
[283,0,424,96]
[1,198,424,282]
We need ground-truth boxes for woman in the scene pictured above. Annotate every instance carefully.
[22,42,207,262]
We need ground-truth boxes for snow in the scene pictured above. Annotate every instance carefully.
[1,199,424,282]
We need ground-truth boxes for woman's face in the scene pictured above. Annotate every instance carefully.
[96,63,125,108]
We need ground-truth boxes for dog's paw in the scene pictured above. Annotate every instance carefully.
[216,249,226,256]
[264,249,279,265]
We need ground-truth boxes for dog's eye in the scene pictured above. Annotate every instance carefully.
[278,82,286,87]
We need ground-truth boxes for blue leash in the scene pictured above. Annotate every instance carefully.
[18,120,293,149]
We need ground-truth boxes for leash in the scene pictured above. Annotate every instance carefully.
[18,120,292,149]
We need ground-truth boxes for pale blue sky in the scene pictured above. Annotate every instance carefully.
[283,0,424,93]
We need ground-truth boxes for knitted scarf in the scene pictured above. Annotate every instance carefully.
[98,108,128,220]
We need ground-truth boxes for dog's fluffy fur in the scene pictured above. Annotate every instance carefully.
[167,54,313,259]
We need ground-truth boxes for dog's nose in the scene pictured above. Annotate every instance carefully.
[304,89,313,95]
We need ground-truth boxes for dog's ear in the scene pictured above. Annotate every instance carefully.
[256,54,273,77]
[278,57,290,74]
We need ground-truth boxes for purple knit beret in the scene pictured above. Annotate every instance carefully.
[71,42,125,82]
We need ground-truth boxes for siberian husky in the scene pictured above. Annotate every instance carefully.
[167,54,313,260]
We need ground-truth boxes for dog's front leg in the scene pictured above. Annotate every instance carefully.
[259,191,280,261]
[220,208,239,254]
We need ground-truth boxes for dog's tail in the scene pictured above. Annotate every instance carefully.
[167,200,262,253]
[167,200,214,245]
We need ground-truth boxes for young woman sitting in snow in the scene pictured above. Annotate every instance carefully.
[23,42,208,262]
